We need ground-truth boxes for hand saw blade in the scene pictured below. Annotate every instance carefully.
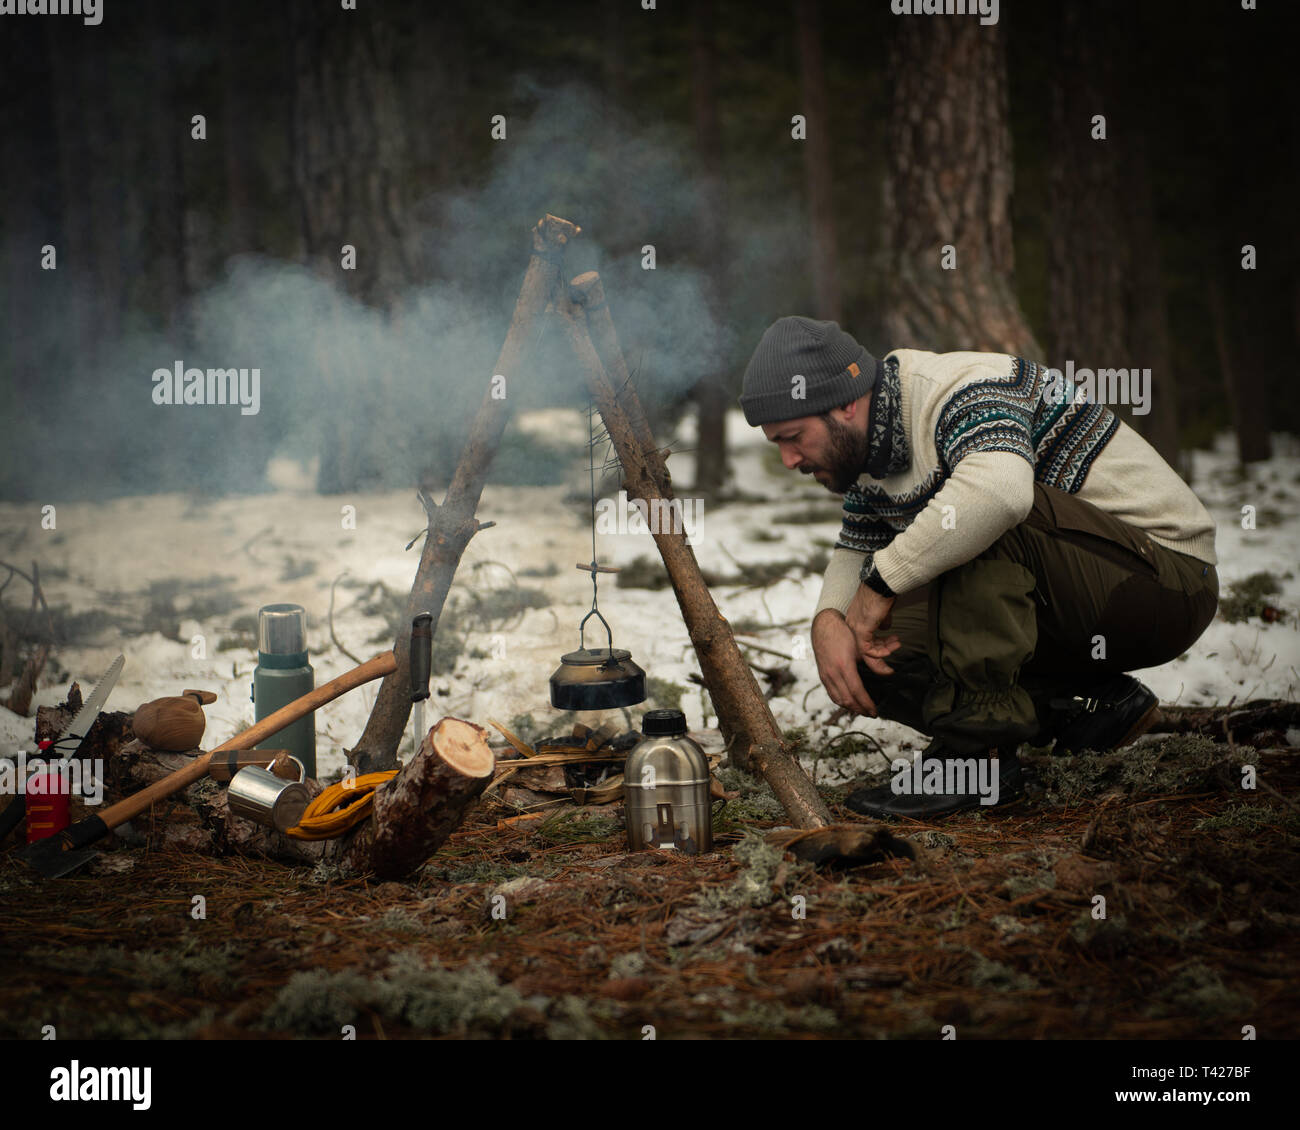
[52,654,124,756]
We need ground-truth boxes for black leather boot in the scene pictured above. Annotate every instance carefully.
[1050,675,1159,754]
[845,740,1024,820]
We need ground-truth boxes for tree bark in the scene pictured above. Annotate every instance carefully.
[1123,138,1183,475]
[881,19,1040,356]
[346,216,579,774]
[1207,278,1271,466]
[1045,3,1126,372]
[796,0,841,323]
[562,273,831,830]
[341,717,494,879]
[220,2,255,254]
[690,0,730,494]
[288,5,414,307]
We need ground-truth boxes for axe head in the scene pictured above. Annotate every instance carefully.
[18,815,108,879]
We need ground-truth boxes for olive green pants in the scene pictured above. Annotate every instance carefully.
[859,483,1219,751]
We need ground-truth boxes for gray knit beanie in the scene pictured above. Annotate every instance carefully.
[739,316,877,426]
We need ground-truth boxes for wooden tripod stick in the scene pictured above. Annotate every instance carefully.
[347,215,578,773]
[557,278,831,829]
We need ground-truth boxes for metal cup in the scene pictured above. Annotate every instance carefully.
[227,756,309,832]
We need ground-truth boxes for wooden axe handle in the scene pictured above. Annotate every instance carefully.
[92,651,397,833]
[206,749,296,783]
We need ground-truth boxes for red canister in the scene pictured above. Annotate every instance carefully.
[25,770,71,843]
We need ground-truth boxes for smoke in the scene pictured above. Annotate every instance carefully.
[1,77,806,501]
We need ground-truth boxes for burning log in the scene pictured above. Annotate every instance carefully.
[557,272,831,830]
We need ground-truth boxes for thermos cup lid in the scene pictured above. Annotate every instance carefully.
[258,603,308,655]
[641,709,687,737]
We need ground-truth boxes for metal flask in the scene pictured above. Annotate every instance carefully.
[253,604,316,777]
[624,710,712,855]
[227,757,309,832]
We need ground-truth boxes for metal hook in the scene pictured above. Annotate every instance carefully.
[577,606,615,656]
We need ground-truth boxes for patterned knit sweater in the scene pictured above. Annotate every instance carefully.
[814,348,1218,617]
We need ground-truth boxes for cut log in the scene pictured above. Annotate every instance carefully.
[340,717,495,879]
[560,274,831,830]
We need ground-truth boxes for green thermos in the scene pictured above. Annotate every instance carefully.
[252,603,316,777]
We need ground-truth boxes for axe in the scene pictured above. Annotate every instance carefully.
[17,651,397,878]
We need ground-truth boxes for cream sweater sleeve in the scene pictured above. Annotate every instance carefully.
[872,450,1035,594]
[813,545,867,618]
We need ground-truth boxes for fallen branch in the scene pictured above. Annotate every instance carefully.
[1150,699,1300,746]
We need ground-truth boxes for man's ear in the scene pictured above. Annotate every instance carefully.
[838,393,870,424]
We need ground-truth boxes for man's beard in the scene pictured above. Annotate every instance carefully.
[805,415,868,494]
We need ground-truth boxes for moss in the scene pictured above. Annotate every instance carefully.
[968,952,1039,991]
[1146,962,1254,1020]
[608,951,648,979]
[39,937,244,999]
[436,859,557,884]
[1218,571,1284,623]
[543,994,609,1040]
[375,907,424,934]
[1069,912,1132,955]
[308,861,346,885]
[1036,736,1249,802]
[1003,870,1056,899]
[715,768,786,823]
[694,831,810,912]
[1195,803,1300,833]
[533,811,622,845]
[260,968,380,1033]
[991,913,1042,938]
[720,1000,840,1033]
[713,779,787,832]
[259,953,602,1038]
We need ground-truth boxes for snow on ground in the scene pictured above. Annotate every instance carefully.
[1,412,1297,786]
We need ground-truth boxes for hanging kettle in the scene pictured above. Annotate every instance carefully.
[549,606,646,711]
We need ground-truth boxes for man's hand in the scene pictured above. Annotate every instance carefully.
[812,609,889,717]
[845,584,901,673]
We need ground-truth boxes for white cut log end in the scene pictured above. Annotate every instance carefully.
[428,717,495,778]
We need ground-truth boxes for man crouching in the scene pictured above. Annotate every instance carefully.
[740,316,1218,819]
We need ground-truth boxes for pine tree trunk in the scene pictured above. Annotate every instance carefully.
[796,0,841,322]
[881,20,1040,357]
[289,8,413,307]
[1045,4,1126,372]
[1123,138,1183,475]
[690,0,729,494]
